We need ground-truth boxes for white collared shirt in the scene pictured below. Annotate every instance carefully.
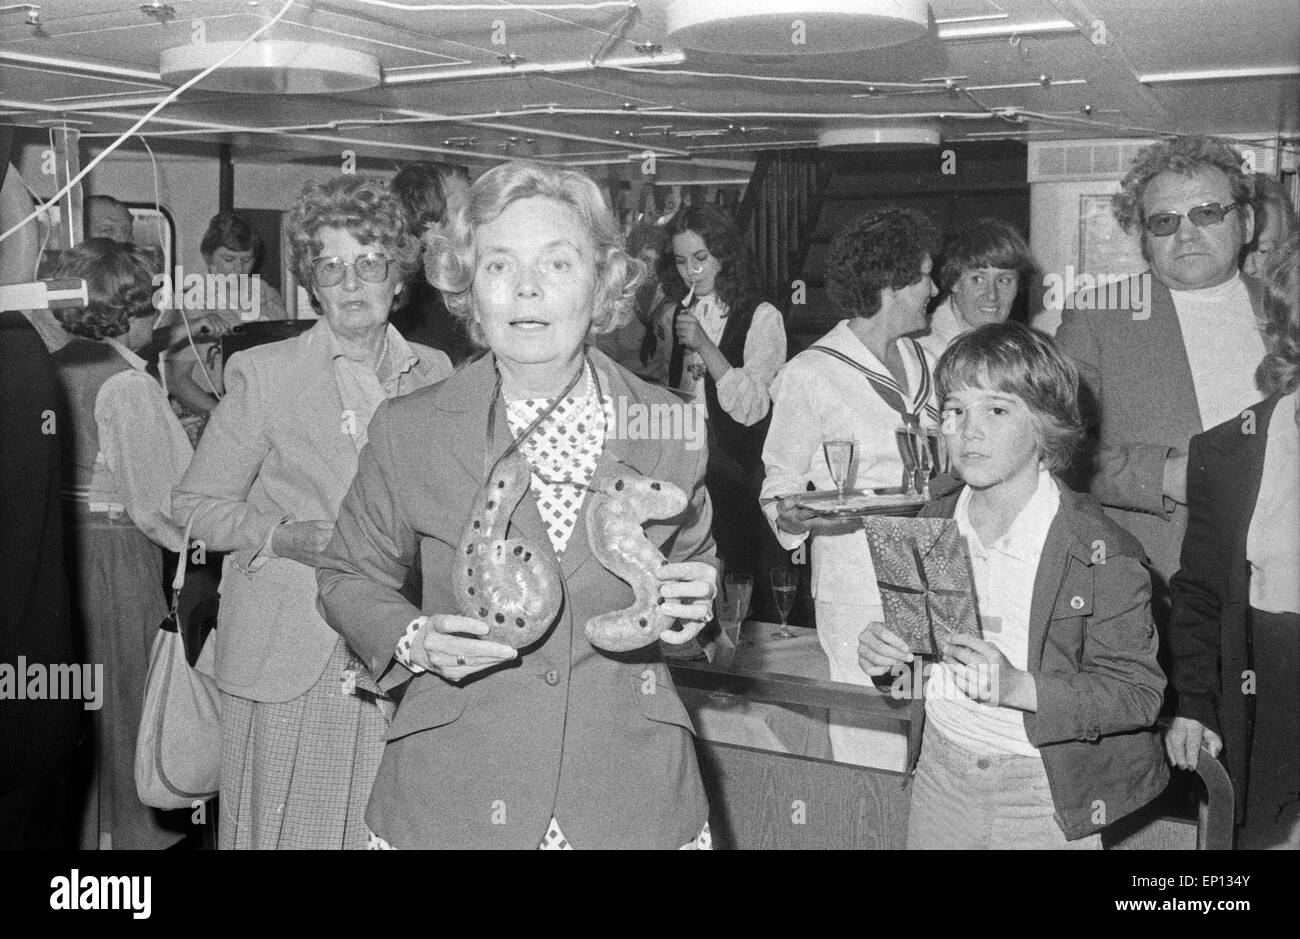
[926,467,1060,757]
[328,321,424,452]
[761,320,939,605]
[93,338,194,551]
[1247,392,1300,613]
[673,296,785,426]
[1168,274,1267,431]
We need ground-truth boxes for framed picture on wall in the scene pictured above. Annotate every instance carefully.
[1078,194,1145,280]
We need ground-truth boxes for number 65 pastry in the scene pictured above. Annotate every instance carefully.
[584,475,689,652]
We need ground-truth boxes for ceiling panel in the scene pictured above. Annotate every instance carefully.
[0,0,1294,183]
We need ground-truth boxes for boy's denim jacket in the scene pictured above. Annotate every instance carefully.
[908,478,1171,840]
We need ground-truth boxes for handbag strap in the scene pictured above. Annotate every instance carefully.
[169,505,213,615]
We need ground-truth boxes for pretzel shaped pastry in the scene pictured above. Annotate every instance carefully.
[584,475,689,652]
[453,450,563,648]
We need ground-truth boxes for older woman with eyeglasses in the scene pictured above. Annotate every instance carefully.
[172,175,452,850]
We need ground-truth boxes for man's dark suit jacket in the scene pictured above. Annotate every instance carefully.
[0,312,81,796]
[1168,392,1286,819]
[1058,274,1266,618]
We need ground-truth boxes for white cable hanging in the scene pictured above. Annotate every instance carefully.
[0,0,298,244]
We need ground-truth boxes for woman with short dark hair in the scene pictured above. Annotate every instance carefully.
[762,207,942,770]
[164,210,287,416]
[916,218,1034,359]
[50,238,194,849]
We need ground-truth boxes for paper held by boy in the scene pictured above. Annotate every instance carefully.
[863,517,981,659]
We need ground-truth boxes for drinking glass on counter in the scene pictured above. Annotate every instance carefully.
[718,574,754,648]
[771,567,799,640]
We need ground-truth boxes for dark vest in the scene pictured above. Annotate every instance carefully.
[50,339,133,491]
[669,299,772,479]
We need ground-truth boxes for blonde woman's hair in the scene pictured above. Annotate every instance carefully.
[424,160,643,347]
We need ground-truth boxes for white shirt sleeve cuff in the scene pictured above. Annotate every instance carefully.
[396,615,429,673]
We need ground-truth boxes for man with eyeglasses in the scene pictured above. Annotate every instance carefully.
[1058,135,1265,629]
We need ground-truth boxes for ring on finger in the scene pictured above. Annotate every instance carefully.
[456,655,466,667]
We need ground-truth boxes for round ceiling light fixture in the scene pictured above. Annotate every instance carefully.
[817,121,942,150]
[663,0,928,55]
[159,40,381,94]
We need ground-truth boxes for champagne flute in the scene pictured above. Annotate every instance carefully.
[916,427,934,500]
[822,437,855,504]
[895,424,920,496]
[722,574,754,647]
[770,567,799,640]
[724,574,754,648]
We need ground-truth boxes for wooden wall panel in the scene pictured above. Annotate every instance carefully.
[695,741,910,850]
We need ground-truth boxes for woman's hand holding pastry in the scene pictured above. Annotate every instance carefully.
[410,614,518,681]
[655,560,717,643]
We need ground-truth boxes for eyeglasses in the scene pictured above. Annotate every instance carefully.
[1142,201,1242,237]
[310,252,393,287]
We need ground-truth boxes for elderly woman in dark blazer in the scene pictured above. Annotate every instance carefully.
[172,176,451,849]
[1166,234,1300,849]
[317,160,718,849]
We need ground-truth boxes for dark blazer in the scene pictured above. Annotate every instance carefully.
[1168,393,1282,819]
[1058,275,1266,605]
[914,481,1170,840]
[317,347,715,849]
[0,313,80,795]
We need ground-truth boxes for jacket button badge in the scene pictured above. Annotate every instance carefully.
[545,669,560,686]
[1070,596,1085,610]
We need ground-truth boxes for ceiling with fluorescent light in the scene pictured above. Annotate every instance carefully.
[1,0,1296,183]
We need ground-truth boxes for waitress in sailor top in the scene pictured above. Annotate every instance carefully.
[659,206,787,582]
[761,208,943,771]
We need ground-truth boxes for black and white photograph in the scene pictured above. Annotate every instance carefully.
[0,0,1296,913]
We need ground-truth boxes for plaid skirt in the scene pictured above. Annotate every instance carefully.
[218,638,385,850]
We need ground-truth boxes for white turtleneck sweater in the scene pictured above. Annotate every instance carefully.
[1168,274,1267,430]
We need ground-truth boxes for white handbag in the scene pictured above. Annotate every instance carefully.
[134,513,222,809]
